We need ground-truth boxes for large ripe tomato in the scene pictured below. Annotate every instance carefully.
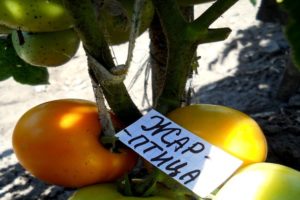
[0,0,73,32]
[12,99,138,188]
[68,183,177,200]
[214,163,300,200]
[11,29,80,67]
[167,104,267,167]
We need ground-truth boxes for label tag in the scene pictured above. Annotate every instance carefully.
[116,109,243,197]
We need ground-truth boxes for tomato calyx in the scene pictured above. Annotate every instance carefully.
[116,166,161,197]
[117,177,167,198]
[100,135,120,152]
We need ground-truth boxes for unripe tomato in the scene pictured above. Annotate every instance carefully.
[12,99,138,188]
[167,104,267,167]
[215,163,300,200]
[12,29,80,67]
[69,183,176,200]
[102,0,154,45]
[0,0,73,32]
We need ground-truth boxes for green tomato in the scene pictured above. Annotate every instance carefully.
[102,0,154,45]
[215,163,300,200]
[0,0,73,32]
[12,29,80,67]
[68,183,178,200]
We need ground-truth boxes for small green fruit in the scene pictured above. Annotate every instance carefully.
[12,29,80,67]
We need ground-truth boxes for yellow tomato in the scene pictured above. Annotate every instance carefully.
[167,104,267,167]
[12,99,137,187]
[215,163,300,200]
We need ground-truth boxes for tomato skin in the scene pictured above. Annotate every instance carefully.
[12,99,138,188]
[215,163,300,200]
[11,29,80,67]
[0,0,73,32]
[68,183,176,200]
[167,104,267,167]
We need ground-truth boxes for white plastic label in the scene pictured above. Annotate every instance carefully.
[116,109,243,198]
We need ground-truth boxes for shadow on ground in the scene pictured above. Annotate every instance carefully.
[193,22,300,170]
[0,149,74,200]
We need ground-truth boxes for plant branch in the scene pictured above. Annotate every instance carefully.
[63,0,142,126]
[194,27,232,43]
[151,0,196,114]
[63,0,115,69]
[151,0,188,41]
[178,0,216,5]
[192,0,239,29]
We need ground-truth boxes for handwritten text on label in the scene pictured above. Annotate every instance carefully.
[116,110,243,197]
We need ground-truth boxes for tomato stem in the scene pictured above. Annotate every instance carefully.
[152,0,238,114]
[62,0,142,128]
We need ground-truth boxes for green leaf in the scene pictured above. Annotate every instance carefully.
[0,35,49,85]
[285,21,300,70]
[281,0,300,70]
[249,0,256,6]
[12,65,49,85]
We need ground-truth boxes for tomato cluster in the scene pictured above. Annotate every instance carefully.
[0,0,154,67]
[12,99,300,199]
[11,100,273,199]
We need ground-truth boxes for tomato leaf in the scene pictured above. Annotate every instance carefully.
[0,35,49,85]
[249,0,257,6]
[285,21,300,71]
[281,0,300,70]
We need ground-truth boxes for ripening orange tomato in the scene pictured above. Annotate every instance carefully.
[12,99,137,187]
[167,104,267,167]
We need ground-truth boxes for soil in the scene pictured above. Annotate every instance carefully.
[1,1,300,199]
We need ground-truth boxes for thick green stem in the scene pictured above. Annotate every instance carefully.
[178,0,216,6]
[152,0,238,114]
[63,0,114,68]
[192,0,240,29]
[63,0,142,125]
[156,42,197,114]
[192,27,232,43]
[151,0,189,42]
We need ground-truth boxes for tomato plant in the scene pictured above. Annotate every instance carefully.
[0,0,73,32]
[11,29,80,67]
[12,99,138,188]
[3,0,296,199]
[69,183,177,200]
[167,104,268,167]
[214,162,300,200]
